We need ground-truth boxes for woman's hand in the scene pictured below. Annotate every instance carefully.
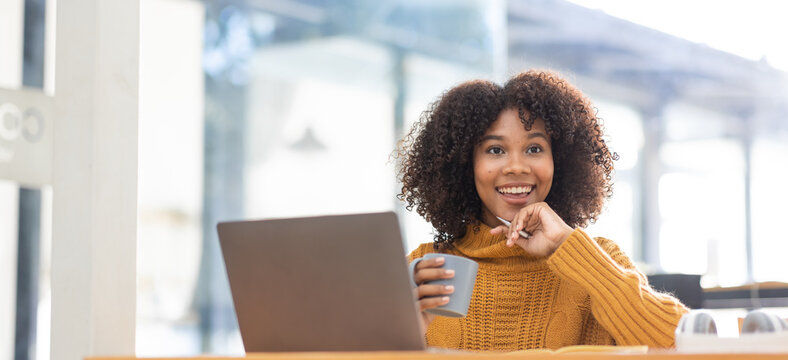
[490,202,574,257]
[411,256,455,336]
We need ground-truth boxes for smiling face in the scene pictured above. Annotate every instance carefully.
[473,108,554,228]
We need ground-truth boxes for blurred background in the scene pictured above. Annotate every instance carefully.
[2,0,788,358]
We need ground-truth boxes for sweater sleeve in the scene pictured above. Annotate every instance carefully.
[545,228,689,348]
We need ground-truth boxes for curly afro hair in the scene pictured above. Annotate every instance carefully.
[396,70,617,250]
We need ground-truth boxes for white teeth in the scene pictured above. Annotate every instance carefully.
[497,186,533,194]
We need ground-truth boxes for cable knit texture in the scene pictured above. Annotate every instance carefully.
[407,223,688,351]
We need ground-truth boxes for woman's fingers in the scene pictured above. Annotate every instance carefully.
[512,236,530,250]
[516,206,535,233]
[492,225,516,246]
[505,204,543,246]
[499,202,574,256]
[508,209,527,245]
[418,295,450,311]
[489,225,508,235]
[412,267,454,285]
[512,210,526,240]
[410,257,454,327]
[522,205,541,234]
[412,256,453,284]
[413,256,444,271]
[514,204,548,234]
[417,284,454,299]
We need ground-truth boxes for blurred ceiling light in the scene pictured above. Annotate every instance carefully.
[289,126,326,152]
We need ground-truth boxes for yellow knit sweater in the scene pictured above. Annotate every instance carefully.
[407,223,688,351]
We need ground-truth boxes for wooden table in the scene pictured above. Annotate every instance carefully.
[87,351,788,360]
[704,281,788,308]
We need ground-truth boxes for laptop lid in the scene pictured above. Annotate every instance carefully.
[217,211,426,352]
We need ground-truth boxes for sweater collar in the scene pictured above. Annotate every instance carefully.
[450,222,548,271]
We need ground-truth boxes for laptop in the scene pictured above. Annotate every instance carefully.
[217,211,426,352]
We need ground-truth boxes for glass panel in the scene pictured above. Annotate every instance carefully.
[751,139,788,282]
[0,180,19,360]
[36,186,51,360]
[585,100,644,260]
[244,46,396,218]
[659,138,747,286]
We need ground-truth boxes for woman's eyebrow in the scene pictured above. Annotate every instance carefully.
[528,132,549,141]
[479,132,548,143]
[479,134,504,142]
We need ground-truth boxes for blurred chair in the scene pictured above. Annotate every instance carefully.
[647,274,703,309]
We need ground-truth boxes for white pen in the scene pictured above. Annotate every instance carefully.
[496,216,530,239]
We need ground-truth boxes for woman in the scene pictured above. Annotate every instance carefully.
[395,70,688,351]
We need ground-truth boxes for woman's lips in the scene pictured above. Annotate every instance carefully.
[495,184,534,206]
[498,191,529,206]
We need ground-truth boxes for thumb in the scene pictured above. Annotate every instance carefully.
[490,225,508,235]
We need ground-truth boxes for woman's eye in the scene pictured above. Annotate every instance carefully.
[526,145,542,154]
[487,146,504,155]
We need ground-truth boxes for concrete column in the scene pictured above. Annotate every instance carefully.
[51,0,139,359]
[639,105,665,269]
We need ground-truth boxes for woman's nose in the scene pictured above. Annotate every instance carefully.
[502,154,531,175]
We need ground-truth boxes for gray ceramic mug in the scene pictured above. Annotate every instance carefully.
[409,253,478,318]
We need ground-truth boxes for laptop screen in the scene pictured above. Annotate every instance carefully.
[217,211,426,352]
